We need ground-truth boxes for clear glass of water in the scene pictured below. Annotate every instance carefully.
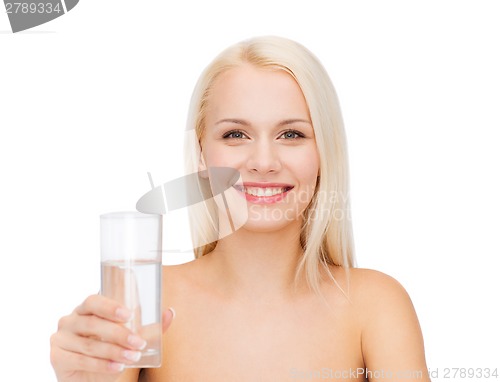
[100,211,162,368]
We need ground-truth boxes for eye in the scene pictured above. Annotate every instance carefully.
[279,130,305,139]
[222,130,248,139]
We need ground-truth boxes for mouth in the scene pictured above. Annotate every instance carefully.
[232,183,294,204]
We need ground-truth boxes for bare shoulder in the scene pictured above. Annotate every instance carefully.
[348,267,411,304]
[162,260,194,279]
[347,267,420,333]
[325,267,412,310]
[346,268,430,381]
[349,267,405,286]
[162,258,201,290]
[161,256,211,302]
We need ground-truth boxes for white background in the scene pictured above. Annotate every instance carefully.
[1,1,499,380]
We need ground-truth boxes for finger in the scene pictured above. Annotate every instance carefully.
[75,294,132,323]
[55,330,144,366]
[72,315,146,351]
[51,344,126,374]
[162,307,176,333]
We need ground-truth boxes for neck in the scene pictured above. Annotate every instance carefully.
[203,221,308,303]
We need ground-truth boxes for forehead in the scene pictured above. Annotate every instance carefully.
[205,64,310,122]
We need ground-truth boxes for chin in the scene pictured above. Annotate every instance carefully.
[241,210,303,233]
[240,222,296,234]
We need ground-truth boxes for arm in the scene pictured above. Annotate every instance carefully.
[115,369,140,382]
[354,269,430,382]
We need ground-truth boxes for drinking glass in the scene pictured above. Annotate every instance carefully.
[100,211,162,367]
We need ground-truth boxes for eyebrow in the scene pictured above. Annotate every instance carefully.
[215,118,312,126]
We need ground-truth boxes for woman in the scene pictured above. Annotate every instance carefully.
[51,36,430,381]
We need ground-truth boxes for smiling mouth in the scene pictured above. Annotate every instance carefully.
[233,185,292,196]
[232,184,294,203]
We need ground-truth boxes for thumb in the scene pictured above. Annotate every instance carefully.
[162,307,176,333]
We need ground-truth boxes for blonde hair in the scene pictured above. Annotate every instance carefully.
[184,36,355,297]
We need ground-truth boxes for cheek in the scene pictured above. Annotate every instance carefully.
[288,149,320,183]
[297,157,320,209]
[203,147,246,168]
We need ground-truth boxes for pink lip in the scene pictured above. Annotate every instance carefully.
[233,183,294,204]
[237,182,294,188]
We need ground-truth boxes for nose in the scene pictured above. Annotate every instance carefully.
[245,140,282,174]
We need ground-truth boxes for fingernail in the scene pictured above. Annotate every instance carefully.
[128,334,147,350]
[168,307,176,320]
[115,307,132,321]
[123,350,142,362]
[109,362,125,372]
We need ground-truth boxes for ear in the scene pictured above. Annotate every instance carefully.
[198,151,207,171]
[198,151,208,178]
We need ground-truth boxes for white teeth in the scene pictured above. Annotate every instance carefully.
[243,187,287,197]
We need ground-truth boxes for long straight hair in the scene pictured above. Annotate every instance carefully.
[184,36,355,297]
